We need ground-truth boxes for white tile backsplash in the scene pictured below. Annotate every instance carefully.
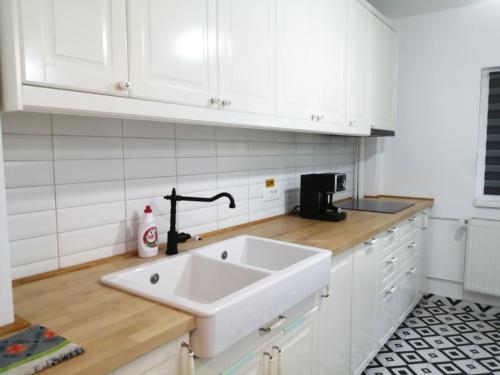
[53,136,123,160]
[123,119,175,139]
[123,138,175,159]
[7,211,57,241]
[56,180,125,208]
[124,158,176,179]
[1,112,355,279]
[3,134,53,161]
[6,186,55,215]
[4,161,54,188]
[52,114,122,137]
[9,234,58,267]
[54,159,124,184]
[57,201,126,232]
[0,112,52,135]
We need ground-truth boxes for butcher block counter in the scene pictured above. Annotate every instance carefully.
[11,196,433,374]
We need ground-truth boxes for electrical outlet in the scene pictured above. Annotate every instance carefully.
[263,178,280,202]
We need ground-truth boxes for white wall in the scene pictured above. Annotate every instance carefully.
[0,116,14,326]
[1,112,356,280]
[381,1,500,302]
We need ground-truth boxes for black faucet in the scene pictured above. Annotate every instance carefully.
[163,188,236,255]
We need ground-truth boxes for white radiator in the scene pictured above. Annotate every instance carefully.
[464,218,500,297]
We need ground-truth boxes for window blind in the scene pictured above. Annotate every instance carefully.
[485,72,500,196]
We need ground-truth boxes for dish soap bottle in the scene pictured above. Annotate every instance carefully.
[138,205,158,258]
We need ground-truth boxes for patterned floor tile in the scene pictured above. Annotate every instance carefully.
[362,294,500,375]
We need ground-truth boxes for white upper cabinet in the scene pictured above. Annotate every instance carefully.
[370,16,398,132]
[217,0,276,115]
[277,0,348,129]
[19,0,129,95]
[13,0,397,135]
[127,0,218,107]
[346,0,373,133]
[314,0,348,128]
[276,0,316,121]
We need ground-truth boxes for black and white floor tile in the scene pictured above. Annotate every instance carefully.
[363,294,500,375]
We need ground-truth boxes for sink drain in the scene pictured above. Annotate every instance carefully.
[150,273,160,284]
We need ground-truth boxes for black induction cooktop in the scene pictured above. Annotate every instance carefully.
[336,199,414,214]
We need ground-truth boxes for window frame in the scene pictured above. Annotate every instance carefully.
[475,67,500,208]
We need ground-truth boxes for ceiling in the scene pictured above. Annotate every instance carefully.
[366,0,490,19]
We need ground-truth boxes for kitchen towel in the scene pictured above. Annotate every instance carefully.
[0,325,84,374]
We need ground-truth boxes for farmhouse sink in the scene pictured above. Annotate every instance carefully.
[101,235,331,358]
[196,235,318,271]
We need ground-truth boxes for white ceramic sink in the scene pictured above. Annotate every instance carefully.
[101,235,331,358]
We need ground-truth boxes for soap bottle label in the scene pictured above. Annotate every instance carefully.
[143,227,158,248]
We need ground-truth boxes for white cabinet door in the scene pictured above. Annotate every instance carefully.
[276,0,316,121]
[314,0,348,128]
[346,0,373,133]
[370,17,398,132]
[272,311,318,375]
[318,254,352,375]
[351,240,381,375]
[20,0,128,95]
[378,282,398,347]
[127,0,217,107]
[218,0,276,115]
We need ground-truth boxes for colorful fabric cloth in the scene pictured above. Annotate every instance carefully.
[0,325,84,374]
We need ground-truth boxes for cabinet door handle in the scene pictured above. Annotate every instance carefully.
[222,99,232,107]
[210,97,221,105]
[365,237,378,246]
[370,123,376,128]
[407,267,417,275]
[348,119,356,127]
[319,114,324,120]
[117,81,131,91]
[320,286,330,298]
[259,315,287,333]
[408,242,417,249]
[311,114,317,121]
[273,346,283,375]
[387,226,399,234]
[409,216,418,222]
[386,285,397,295]
[386,256,398,265]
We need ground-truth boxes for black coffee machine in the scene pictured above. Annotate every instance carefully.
[300,173,347,222]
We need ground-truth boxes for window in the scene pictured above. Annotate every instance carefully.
[476,68,500,207]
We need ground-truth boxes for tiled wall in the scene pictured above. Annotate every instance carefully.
[1,112,356,279]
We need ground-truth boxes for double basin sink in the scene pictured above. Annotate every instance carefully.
[101,235,331,358]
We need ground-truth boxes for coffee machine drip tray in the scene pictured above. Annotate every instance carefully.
[337,199,414,214]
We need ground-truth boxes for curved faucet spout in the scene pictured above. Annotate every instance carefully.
[163,188,236,255]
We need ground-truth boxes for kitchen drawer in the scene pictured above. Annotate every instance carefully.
[379,250,399,292]
[398,213,424,241]
[399,236,420,270]
[377,281,398,346]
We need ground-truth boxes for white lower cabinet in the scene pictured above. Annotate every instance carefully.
[318,251,353,375]
[110,333,189,375]
[350,238,382,375]
[195,294,320,375]
[110,211,429,375]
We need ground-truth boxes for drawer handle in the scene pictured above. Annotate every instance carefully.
[365,238,379,246]
[386,285,397,295]
[386,256,398,265]
[409,216,418,222]
[407,267,417,275]
[320,286,330,298]
[181,342,193,355]
[408,242,417,249]
[387,226,399,234]
[260,315,287,333]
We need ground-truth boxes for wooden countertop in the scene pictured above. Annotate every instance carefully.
[12,196,432,375]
